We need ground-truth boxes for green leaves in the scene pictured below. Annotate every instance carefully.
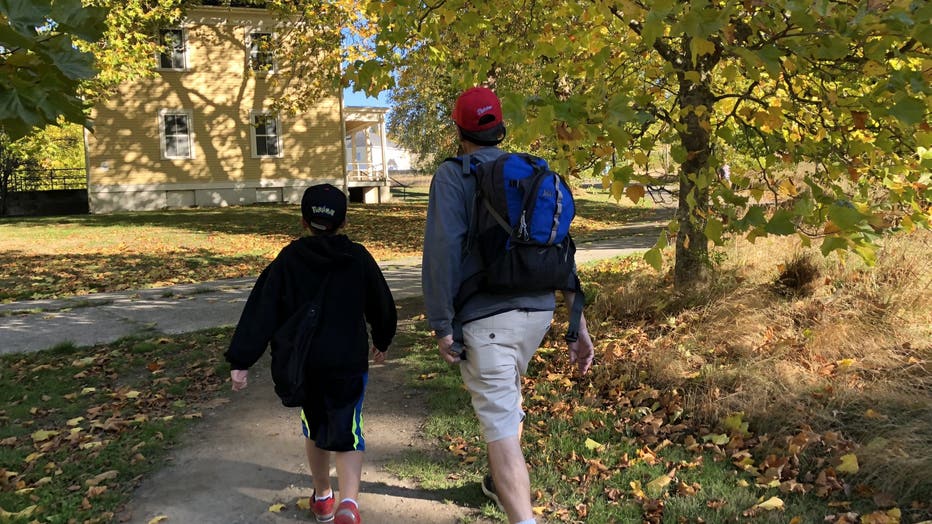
[1,0,52,32]
[888,97,926,126]
[43,35,97,80]
[765,210,797,236]
[0,0,106,139]
[50,0,107,42]
[704,217,724,245]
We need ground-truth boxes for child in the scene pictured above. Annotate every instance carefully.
[225,183,397,524]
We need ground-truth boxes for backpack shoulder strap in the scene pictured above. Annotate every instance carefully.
[443,154,482,176]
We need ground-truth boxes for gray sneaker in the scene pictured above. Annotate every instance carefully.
[481,474,503,511]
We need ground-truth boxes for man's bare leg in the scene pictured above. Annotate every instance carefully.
[487,435,533,524]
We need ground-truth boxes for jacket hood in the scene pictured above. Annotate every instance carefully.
[288,234,356,270]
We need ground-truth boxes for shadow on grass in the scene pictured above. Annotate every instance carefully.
[0,202,430,236]
[0,250,269,302]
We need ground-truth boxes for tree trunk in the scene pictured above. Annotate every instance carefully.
[673,77,715,291]
[674,173,709,289]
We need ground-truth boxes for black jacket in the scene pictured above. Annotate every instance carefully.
[225,234,397,377]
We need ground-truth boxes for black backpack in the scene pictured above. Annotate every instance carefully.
[270,274,331,407]
[450,152,584,341]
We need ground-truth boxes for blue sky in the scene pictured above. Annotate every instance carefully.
[343,88,390,107]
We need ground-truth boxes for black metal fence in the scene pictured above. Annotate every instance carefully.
[7,167,86,192]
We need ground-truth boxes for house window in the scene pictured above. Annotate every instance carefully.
[158,29,186,70]
[250,112,282,158]
[159,110,194,159]
[248,32,275,73]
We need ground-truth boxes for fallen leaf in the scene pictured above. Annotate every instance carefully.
[723,412,750,437]
[702,433,730,445]
[752,496,785,511]
[147,516,168,524]
[86,485,107,498]
[34,476,52,487]
[860,508,901,524]
[296,498,311,510]
[72,357,96,368]
[584,438,604,451]
[837,453,859,474]
[0,505,37,519]
[268,503,286,513]
[86,470,119,486]
[645,473,672,498]
[31,430,59,442]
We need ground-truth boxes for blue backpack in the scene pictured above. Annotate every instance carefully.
[450,152,584,341]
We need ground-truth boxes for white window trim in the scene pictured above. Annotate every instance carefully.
[158,109,195,160]
[155,27,189,71]
[247,30,278,75]
[249,111,283,159]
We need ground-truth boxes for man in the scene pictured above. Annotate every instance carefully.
[226,184,397,524]
[422,87,595,524]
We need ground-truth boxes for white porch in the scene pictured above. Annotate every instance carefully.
[344,106,391,203]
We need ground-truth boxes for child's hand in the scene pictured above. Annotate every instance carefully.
[371,346,387,364]
[230,369,249,391]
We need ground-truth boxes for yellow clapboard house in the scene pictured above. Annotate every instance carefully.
[85,4,391,212]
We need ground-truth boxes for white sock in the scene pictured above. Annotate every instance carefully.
[315,489,332,500]
[516,520,536,524]
[340,498,358,509]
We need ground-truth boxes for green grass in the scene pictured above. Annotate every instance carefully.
[383,270,927,523]
[0,329,230,523]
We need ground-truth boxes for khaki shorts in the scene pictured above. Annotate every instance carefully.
[459,309,553,442]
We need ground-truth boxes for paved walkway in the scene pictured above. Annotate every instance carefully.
[0,218,666,356]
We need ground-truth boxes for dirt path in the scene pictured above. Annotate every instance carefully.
[119,309,491,523]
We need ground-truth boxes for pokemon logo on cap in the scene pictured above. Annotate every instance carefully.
[452,87,503,132]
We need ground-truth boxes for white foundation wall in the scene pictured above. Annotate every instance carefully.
[88,179,345,213]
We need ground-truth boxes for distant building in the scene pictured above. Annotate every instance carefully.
[85,5,390,212]
[344,107,417,180]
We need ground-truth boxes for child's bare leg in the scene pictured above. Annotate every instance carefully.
[306,439,333,495]
[334,451,364,501]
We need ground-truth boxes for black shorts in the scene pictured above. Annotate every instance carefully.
[300,373,368,452]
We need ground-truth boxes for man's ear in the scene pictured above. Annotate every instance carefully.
[300,218,310,231]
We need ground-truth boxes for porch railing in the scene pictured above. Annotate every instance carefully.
[346,162,387,183]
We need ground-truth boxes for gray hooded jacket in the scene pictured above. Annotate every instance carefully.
[421,146,556,340]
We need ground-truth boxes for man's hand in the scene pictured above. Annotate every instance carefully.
[371,346,387,364]
[437,334,462,364]
[568,314,594,375]
[230,369,248,391]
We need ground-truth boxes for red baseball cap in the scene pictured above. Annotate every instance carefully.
[452,87,503,132]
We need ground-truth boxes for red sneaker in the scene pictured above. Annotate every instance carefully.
[334,500,361,524]
[311,491,335,522]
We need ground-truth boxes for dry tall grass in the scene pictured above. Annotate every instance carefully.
[574,229,932,501]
